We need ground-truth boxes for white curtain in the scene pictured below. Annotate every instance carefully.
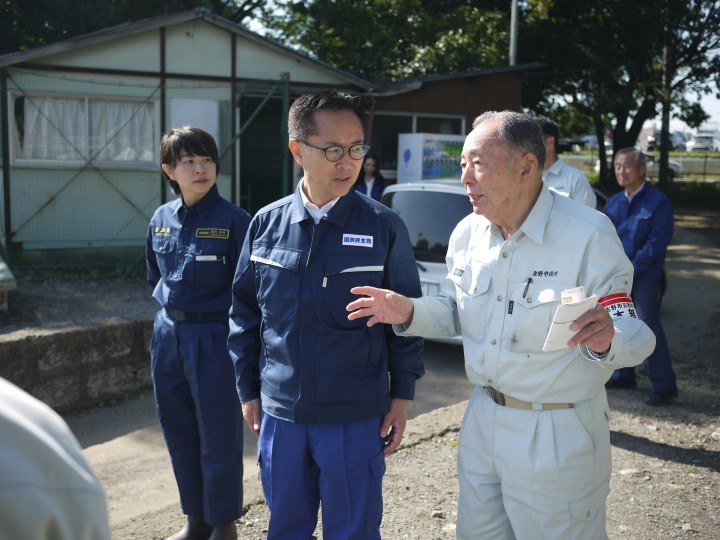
[17,96,156,163]
[90,100,156,162]
[21,96,86,160]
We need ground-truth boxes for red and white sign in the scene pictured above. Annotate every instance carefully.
[599,293,637,319]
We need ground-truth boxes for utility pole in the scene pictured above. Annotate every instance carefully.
[659,2,674,189]
[509,0,518,66]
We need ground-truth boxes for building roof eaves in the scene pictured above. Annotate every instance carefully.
[0,8,375,90]
[392,63,545,86]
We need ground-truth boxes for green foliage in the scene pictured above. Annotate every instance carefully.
[258,1,718,196]
[0,0,265,55]
[663,181,720,210]
[1,0,128,54]
[261,1,510,81]
[3,0,718,197]
[519,0,720,190]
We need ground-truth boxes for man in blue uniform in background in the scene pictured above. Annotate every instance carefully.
[147,126,251,540]
[228,91,424,540]
[604,147,677,405]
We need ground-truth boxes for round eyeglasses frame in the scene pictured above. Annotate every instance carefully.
[297,139,370,162]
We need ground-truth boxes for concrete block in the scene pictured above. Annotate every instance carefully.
[1,320,154,413]
[0,339,36,382]
[30,373,81,411]
[86,363,151,403]
[37,325,137,373]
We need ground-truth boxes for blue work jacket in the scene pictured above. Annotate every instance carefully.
[228,187,424,424]
[147,185,251,313]
[604,182,673,281]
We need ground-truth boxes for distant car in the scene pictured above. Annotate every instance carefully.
[645,153,685,180]
[647,130,687,152]
[380,180,607,343]
[380,181,469,344]
[686,133,718,152]
[573,135,600,152]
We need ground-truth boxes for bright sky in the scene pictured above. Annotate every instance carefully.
[649,93,720,134]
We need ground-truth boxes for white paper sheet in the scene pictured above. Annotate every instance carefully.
[542,295,598,352]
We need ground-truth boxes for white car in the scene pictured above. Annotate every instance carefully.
[381,181,470,344]
[380,180,470,305]
[380,180,606,344]
[686,133,719,153]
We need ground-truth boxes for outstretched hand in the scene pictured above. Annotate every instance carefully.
[347,286,414,327]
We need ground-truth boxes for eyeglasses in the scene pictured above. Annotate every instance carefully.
[297,139,370,162]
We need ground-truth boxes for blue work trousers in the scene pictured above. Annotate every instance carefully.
[150,310,243,525]
[612,277,676,393]
[258,414,386,540]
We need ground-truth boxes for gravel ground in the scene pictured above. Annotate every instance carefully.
[236,371,720,539]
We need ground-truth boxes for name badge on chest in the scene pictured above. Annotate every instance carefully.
[342,234,374,248]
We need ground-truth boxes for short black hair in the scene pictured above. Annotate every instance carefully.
[535,118,560,155]
[288,91,367,140]
[160,126,220,196]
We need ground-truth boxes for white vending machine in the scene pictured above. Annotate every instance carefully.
[396,133,465,183]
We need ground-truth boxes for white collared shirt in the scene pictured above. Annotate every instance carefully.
[299,179,339,224]
[0,378,111,540]
[625,180,646,203]
[543,158,597,208]
[398,187,655,403]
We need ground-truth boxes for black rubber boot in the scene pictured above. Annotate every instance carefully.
[208,522,237,540]
[165,515,213,540]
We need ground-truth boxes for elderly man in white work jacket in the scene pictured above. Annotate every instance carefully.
[347,111,656,540]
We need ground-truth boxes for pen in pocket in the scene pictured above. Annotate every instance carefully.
[522,277,533,298]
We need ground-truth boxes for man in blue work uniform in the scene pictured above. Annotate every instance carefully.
[228,91,424,540]
[604,147,677,406]
[147,126,251,540]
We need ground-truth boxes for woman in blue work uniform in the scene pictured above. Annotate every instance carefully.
[147,126,251,540]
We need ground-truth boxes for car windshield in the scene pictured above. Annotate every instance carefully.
[382,189,472,263]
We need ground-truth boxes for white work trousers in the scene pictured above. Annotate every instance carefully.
[456,386,611,540]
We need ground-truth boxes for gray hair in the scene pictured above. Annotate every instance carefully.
[472,111,546,169]
[614,147,646,168]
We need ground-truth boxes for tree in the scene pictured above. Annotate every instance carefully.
[161,0,266,22]
[0,0,134,55]
[0,0,266,56]
[260,1,510,81]
[520,0,720,191]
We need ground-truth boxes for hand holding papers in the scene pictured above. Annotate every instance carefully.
[542,286,598,352]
